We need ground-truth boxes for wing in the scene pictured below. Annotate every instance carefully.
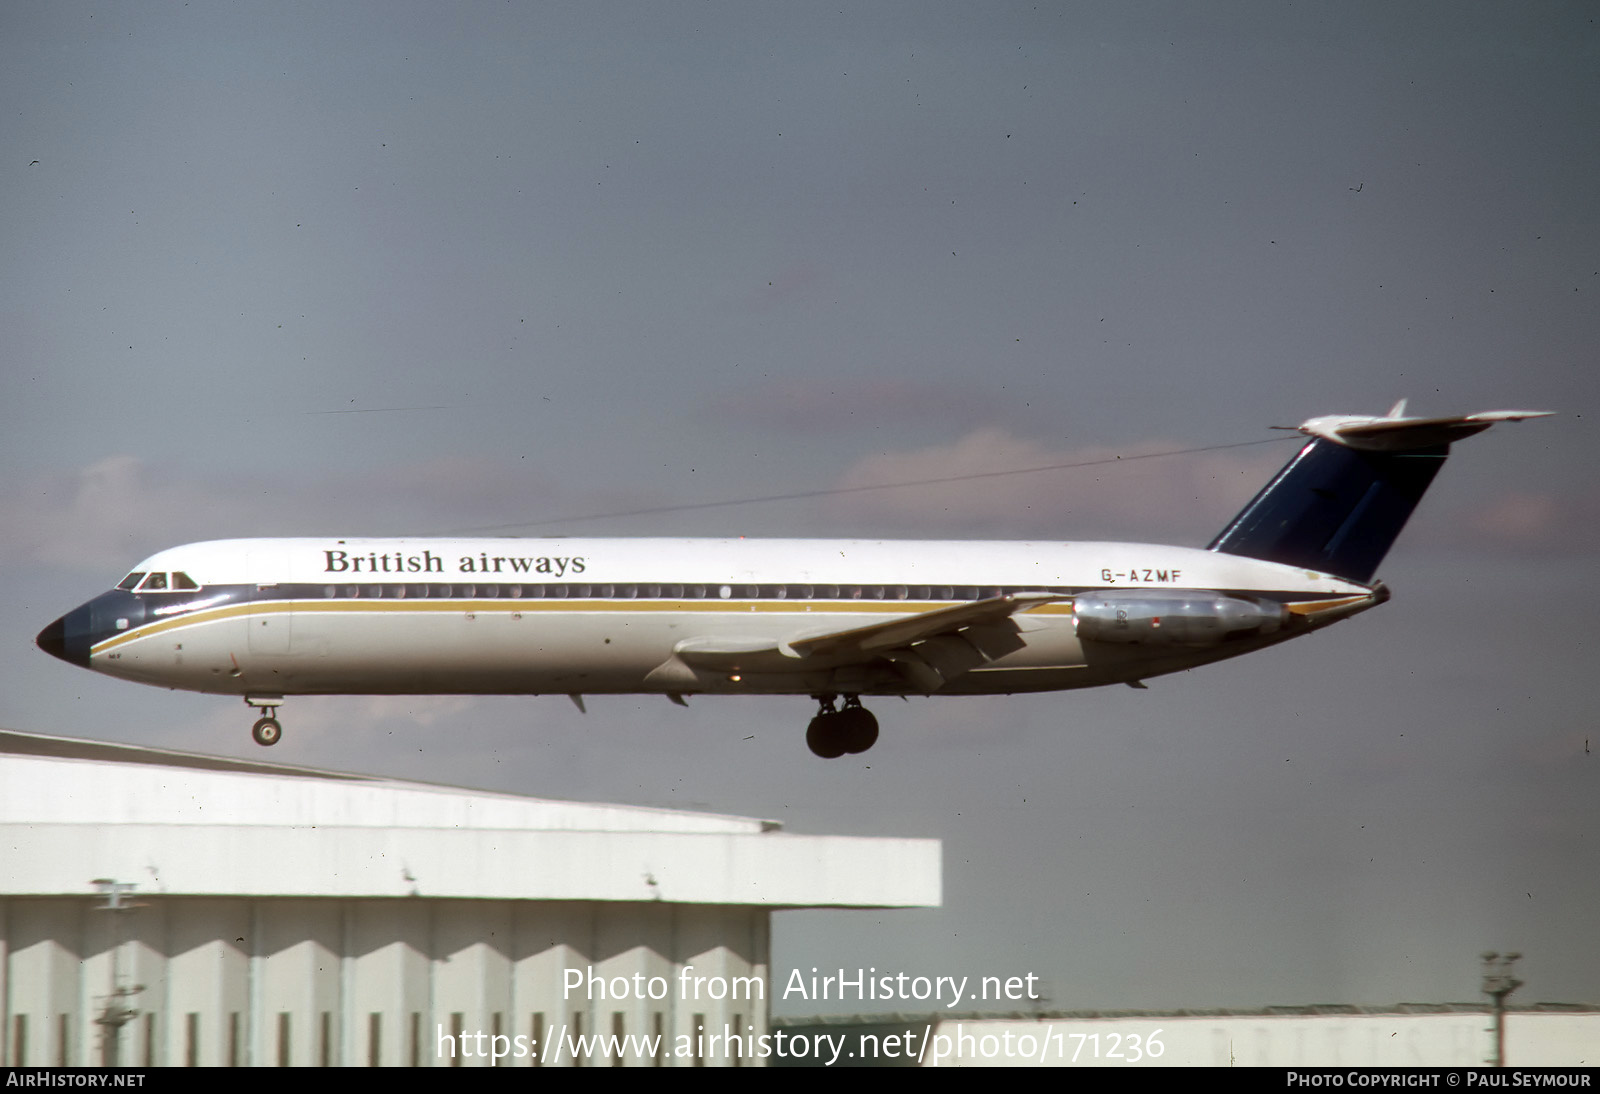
[784,591,1058,657]
[668,591,1062,693]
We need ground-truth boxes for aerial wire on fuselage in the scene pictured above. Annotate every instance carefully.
[444,434,1298,535]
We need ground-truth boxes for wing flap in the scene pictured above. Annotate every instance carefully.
[878,620,1033,693]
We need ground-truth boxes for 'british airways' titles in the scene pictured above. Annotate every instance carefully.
[323,550,587,577]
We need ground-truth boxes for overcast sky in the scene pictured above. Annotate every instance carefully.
[2,2,1596,1018]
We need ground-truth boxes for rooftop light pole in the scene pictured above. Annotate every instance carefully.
[1480,951,1523,1067]
[91,879,146,1068]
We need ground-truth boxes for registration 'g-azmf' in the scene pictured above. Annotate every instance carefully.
[37,405,1549,757]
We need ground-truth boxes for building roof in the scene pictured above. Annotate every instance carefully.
[0,729,940,908]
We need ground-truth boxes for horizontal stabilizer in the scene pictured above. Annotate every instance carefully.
[1290,407,1553,451]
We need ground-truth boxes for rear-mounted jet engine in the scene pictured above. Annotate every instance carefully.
[1073,590,1288,646]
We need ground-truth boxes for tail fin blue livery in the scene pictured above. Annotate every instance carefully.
[1208,405,1552,583]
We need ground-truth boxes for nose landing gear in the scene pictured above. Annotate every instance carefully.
[805,694,879,758]
[245,696,284,746]
[251,716,282,746]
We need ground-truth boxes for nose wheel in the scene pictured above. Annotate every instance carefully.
[245,697,284,746]
[805,694,879,758]
[251,716,282,746]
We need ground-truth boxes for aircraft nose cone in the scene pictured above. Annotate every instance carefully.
[36,608,92,668]
[41,597,130,669]
[36,617,68,661]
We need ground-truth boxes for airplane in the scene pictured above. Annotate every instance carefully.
[35,404,1550,758]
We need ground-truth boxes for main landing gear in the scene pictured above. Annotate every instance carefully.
[245,696,284,746]
[805,694,879,758]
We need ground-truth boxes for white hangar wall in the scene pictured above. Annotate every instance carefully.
[4,895,768,1067]
[0,731,940,1067]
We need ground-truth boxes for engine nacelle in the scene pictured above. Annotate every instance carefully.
[1073,590,1288,646]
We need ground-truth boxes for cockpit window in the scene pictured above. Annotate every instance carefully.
[129,571,199,592]
[117,572,146,591]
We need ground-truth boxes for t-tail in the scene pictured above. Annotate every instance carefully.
[1207,402,1553,584]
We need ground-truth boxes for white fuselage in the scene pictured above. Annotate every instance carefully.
[72,537,1375,701]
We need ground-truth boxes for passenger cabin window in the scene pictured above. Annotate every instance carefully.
[283,581,1074,603]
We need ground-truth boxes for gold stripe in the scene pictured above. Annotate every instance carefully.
[90,598,965,654]
[92,591,1351,655]
[1284,595,1372,616]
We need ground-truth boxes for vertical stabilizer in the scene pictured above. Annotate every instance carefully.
[1206,440,1446,583]
[1208,406,1550,583]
